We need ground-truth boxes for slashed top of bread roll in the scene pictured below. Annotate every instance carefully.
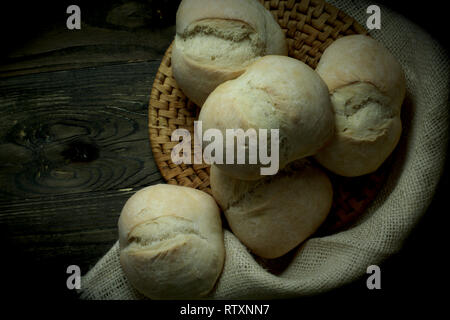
[198,55,334,181]
[118,184,224,299]
[210,160,333,259]
[316,34,405,111]
[314,35,406,177]
[173,0,288,106]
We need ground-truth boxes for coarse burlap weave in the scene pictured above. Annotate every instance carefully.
[79,0,449,300]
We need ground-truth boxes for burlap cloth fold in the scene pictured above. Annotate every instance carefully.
[79,0,449,300]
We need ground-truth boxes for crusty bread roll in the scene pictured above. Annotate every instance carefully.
[314,35,406,177]
[199,55,334,180]
[210,160,333,259]
[172,0,288,106]
[118,184,224,299]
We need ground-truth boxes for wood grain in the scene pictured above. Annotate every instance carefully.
[0,0,181,77]
[0,61,168,294]
[0,24,176,77]
[0,1,179,300]
[0,188,139,300]
[0,189,134,268]
[0,61,164,200]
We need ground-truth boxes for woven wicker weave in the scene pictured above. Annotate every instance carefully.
[148,0,390,234]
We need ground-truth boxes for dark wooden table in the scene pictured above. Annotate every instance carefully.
[1,0,448,305]
[0,0,179,301]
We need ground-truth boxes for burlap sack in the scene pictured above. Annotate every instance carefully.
[79,0,449,300]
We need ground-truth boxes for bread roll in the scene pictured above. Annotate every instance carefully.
[172,0,288,106]
[118,184,224,299]
[314,35,406,177]
[210,160,333,259]
[199,55,334,180]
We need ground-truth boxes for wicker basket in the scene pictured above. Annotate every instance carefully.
[148,0,390,235]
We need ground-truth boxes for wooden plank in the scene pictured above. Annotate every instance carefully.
[0,61,165,200]
[0,188,141,300]
[0,24,176,77]
[0,189,136,269]
[0,0,181,77]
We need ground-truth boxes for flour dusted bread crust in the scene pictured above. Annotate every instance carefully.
[118,184,224,299]
[172,0,288,106]
[314,35,406,177]
[210,160,333,259]
[199,55,334,180]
